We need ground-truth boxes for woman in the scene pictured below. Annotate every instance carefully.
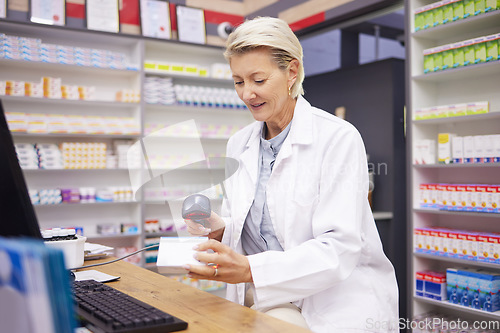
[184,16,399,332]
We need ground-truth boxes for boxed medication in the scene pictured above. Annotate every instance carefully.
[464,0,475,17]
[414,6,426,31]
[447,103,467,117]
[473,37,487,64]
[466,101,489,115]
[437,133,455,164]
[424,271,447,301]
[452,136,463,163]
[462,38,475,66]
[441,43,454,69]
[443,0,457,23]
[486,0,500,11]
[494,135,500,163]
[463,136,475,163]
[474,0,486,14]
[453,0,465,20]
[476,270,500,312]
[485,185,499,213]
[446,268,460,304]
[473,135,485,163]
[432,2,445,27]
[414,139,436,164]
[452,41,465,67]
[156,237,208,274]
[485,34,499,61]
[476,185,488,212]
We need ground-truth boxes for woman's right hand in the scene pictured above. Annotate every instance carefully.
[184,211,225,241]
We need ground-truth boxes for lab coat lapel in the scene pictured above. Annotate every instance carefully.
[232,123,261,243]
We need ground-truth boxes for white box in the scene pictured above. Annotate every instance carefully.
[473,135,485,163]
[463,136,475,163]
[493,134,500,163]
[156,237,208,274]
[452,136,463,164]
[414,139,436,164]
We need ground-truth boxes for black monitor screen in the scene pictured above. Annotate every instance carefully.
[0,100,42,239]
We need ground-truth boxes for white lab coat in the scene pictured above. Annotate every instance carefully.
[221,96,399,333]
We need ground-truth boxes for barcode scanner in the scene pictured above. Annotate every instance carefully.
[182,194,211,227]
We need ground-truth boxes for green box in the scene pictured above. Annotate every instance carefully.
[486,34,500,61]
[464,0,475,17]
[433,5,444,26]
[424,9,434,29]
[473,38,487,63]
[415,9,426,31]
[453,1,465,20]
[485,0,500,11]
[424,48,436,73]
[443,2,455,23]
[442,44,454,69]
[433,48,444,71]
[452,42,465,67]
[463,39,476,65]
[475,0,486,14]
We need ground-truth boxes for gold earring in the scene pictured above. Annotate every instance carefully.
[288,86,291,96]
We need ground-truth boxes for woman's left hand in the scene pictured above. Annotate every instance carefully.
[185,239,253,284]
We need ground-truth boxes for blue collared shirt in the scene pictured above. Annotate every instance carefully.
[241,122,291,255]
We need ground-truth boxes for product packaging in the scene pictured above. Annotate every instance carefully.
[438,133,456,164]
[441,43,454,69]
[463,136,475,163]
[464,0,476,17]
[463,39,476,66]
[452,41,465,67]
[473,135,485,163]
[485,33,499,61]
[452,136,464,163]
[485,0,500,11]
[473,37,487,64]
[474,0,486,14]
[453,0,465,20]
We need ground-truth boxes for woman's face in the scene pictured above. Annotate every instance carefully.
[229,48,296,124]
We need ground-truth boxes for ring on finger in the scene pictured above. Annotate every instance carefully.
[213,264,219,277]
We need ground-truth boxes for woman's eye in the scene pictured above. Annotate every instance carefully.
[234,81,243,85]
[255,80,264,84]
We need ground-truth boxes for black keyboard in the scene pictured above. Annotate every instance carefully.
[73,279,188,333]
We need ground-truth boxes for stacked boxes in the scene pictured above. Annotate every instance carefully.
[414,0,500,32]
[446,268,500,312]
[414,227,500,262]
[419,183,499,213]
[415,271,447,301]
[422,33,500,73]
[413,101,488,120]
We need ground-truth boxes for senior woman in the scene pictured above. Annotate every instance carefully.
[183,16,399,332]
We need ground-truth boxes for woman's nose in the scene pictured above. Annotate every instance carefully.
[241,86,255,102]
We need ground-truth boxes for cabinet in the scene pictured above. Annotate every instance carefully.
[0,20,253,267]
[406,0,500,324]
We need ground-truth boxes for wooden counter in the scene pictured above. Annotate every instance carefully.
[78,259,311,333]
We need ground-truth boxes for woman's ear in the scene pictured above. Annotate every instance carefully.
[287,59,299,89]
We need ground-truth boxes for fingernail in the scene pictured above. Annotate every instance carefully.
[193,253,198,260]
[192,245,199,250]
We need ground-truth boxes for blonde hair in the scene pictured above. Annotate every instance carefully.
[224,16,304,99]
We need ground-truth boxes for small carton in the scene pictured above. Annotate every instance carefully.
[452,136,464,163]
[424,4,435,29]
[493,135,500,163]
[476,270,500,312]
[485,34,499,62]
[474,0,486,15]
[428,183,439,208]
[438,133,455,164]
[415,271,425,296]
[447,230,460,257]
[441,43,455,69]
[421,228,433,253]
[456,269,471,306]
[424,271,447,301]
[433,46,444,72]
[473,37,487,64]
[453,0,465,20]
[485,185,499,213]
[436,183,448,209]
[414,6,427,31]
[419,184,431,208]
[476,185,488,212]
[477,233,491,262]
[433,2,445,26]
[485,0,500,11]
[464,0,476,17]
[466,101,489,115]
[463,39,476,66]
[463,136,475,163]
[456,184,468,211]
[447,268,460,303]
[439,229,452,256]
[488,234,500,263]
[443,0,458,23]
[466,185,479,211]
[473,135,485,163]
[156,237,208,274]
[430,229,443,255]
[423,48,437,73]
[448,185,461,210]
[447,103,467,117]
[452,41,465,67]
[484,135,495,163]
[414,228,425,253]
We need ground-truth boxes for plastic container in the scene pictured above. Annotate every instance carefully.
[45,234,86,269]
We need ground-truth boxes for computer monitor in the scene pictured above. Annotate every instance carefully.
[0,100,42,239]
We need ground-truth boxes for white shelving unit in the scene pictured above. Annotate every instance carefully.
[0,20,253,267]
[406,0,500,323]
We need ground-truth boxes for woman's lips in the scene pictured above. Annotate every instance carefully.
[250,102,265,110]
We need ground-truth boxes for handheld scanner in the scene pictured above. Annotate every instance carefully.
[182,194,211,226]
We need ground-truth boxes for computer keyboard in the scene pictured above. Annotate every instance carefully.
[73,279,188,333]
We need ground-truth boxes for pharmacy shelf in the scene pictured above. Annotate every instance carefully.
[86,234,141,240]
[414,208,500,219]
[413,163,500,169]
[414,252,500,270]
[0,95,139,108]
[145,103,248,115]
[412,10,500,41]
[22,168,131,173]
[144,70,233,84]
[141,135,230,142]
[414,296,500,320]
[412,112,500,125]
[413,61,500,83]
[33,201,138,207]
[0,58,139,77]
[11,132,140,139]
[144,232,178,238]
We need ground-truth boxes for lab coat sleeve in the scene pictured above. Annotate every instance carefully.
[248,127,368,308]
